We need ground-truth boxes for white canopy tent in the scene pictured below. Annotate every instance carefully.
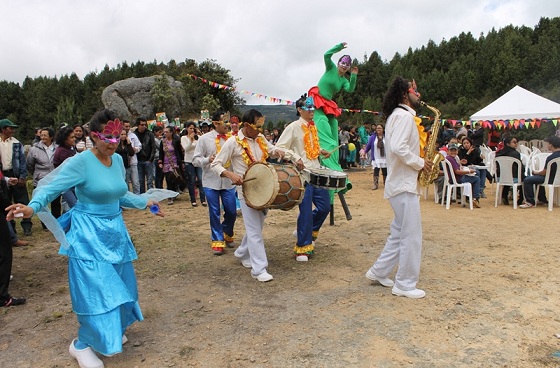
[470,85,560,121]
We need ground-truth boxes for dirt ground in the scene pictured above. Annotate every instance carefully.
[1,169,560,368]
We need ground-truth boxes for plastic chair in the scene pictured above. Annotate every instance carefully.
[530,153,551,173]
[422,181,440,203]
[486,150,496,194]
[529,139,541,150]
[441,159,473,210]
[517,140,528,148]
[518,144,531,156]
[520,152,531,177]
[494,156,523,209]
[535,157,560,211]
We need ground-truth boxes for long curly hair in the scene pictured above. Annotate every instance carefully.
[382,76,410,120]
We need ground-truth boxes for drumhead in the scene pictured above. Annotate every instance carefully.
[242,162,279,209]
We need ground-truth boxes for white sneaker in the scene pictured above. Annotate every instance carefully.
[9,275,13,281]
[252,271,273,282]
[292,230,297,238]
[122,334,128,345]
[391,286,426,299]
[295,255,308,262]
[365,269,394,287]
[69,339,104,368]
[237,258,251,268]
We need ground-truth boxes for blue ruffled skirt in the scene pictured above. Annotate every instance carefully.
[59,202,143,356]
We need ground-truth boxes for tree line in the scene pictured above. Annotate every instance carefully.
[1,16,559,141]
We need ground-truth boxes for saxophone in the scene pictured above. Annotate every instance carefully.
[418,101,444,186]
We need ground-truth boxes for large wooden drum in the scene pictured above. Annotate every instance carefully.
[242,162,305,211]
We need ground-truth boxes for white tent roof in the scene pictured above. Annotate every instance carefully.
[470,85,560,121]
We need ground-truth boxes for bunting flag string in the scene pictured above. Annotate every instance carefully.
[186,73,560,129]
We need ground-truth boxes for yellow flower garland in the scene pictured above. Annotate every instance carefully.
[236,136,269,165]
[301,122,320,160]
[215,133,232,168]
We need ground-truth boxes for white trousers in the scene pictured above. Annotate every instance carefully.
[234,199,268,276]
[371,192,423,291]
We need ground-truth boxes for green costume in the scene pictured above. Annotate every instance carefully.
[308,43,357,196]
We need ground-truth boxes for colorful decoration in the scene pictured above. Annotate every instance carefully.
[185,73,560,130]
[236,136,269,165]
[302,122,320,160]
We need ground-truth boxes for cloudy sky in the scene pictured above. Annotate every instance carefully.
[1,0,559,106]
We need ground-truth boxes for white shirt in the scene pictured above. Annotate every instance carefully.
[127,131,142,166]
[384,104,424,198]
[181,135,197,163]
[210,130,283,198]
[0,136,17,170]
[274,117,319,170]
[192,130,235,190]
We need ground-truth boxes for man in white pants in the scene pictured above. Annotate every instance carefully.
[210,109,286,282]
[365,77,433,299]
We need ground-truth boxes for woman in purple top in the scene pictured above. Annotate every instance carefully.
[445,143,481,208]
[53,126,78,208]
[158,126,183,204]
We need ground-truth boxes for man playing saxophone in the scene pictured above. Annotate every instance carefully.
[365,77,433,299]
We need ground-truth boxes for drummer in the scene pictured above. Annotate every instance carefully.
[275,94,331,262]
[210,109,287,282]
[192,110,237,255]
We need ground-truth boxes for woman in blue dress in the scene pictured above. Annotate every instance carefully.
[6,109,167,368]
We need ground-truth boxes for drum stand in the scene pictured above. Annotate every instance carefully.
[329,191,352,225]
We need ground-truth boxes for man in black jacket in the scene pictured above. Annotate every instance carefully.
[134,117,157,193]
[0,171,26,307]
[471,122,484,147]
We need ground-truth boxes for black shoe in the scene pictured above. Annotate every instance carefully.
[502,198,509,206]
[201,202,207,207]
[23,229,32,237]
[2,297,26,307]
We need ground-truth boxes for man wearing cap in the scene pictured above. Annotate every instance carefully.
[0,119,33,236]
[200,121,210,134]
[275,94,331,262]
[193,111,237,255]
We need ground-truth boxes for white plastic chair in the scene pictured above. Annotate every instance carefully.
[422,181,440,203]
[531,152,551,173]
[518,144,531,156]
[520,153,531,177]
[486,150,496,194]
[529,139,541,150]
[517,140,528,148]
[441,159,473,210]
[535,157,560,211]
[494,156,523,209]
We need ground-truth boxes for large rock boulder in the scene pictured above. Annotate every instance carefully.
[101,76,187,121]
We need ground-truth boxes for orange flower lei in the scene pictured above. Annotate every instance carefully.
[215,133,232,168]
[236,136,269,165]
[302,122,320,160]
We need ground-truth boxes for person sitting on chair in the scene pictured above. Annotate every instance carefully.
[495,137,524,206]
[445,143,481,208]
[520,136,560,208]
